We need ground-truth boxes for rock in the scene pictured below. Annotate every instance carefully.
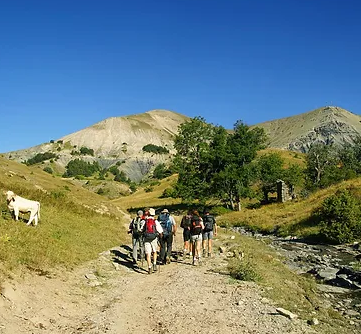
[318,268,339,281]
[85,273,97,280]
[219,246,226,254]
[226,252,234,258]
[316,284,351,294]
[344,310,360,317]
[276,307,298,320]
[307,318,319,326]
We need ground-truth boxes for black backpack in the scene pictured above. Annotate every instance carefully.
[203,215,214,232]
[132,217,144,237]
[180,215,192,229]
[190,215,202,235]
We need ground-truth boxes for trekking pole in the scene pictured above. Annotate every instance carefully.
[141,238,144,268]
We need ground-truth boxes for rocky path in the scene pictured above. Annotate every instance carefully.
[0,236,318,334]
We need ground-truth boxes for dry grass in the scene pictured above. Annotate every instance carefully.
[111,175,181,211]
[218,177,361,237]
[0,157,126,284]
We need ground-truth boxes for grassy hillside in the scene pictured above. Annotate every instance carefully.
[217,177,361,238]
[0,157,127,282]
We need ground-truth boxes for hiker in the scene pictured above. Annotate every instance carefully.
[128,210,145,264]
[180,210,192,257]
[202,210,217,257]
[190,210,204,265]
[143,208,163,274]
[158,208,177,265]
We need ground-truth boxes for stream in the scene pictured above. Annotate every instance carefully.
[233,227,361,321]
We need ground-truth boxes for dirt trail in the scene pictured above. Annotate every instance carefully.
[0,234,318,334]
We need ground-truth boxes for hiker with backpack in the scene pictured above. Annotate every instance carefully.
[202,210,217,258]
[128,210,145,264]
[158,208,177,265]
[190,209,204,265]
[143,208,163,274]
[180,210,192,257]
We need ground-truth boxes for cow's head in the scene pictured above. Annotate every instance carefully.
[5,190,16,203]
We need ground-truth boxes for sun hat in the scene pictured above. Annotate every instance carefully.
[149,208,155,216]
[161,208,169,213]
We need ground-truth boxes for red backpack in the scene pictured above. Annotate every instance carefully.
[143,217,158,241]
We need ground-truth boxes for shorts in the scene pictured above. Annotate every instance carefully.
[202,231,213,240]
[144,238,158,254]
[183,229,191,242]
[190,234,202,243]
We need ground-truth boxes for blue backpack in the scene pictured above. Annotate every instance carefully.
[158,213,172,237]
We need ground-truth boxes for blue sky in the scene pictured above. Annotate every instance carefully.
[1,0,360,152]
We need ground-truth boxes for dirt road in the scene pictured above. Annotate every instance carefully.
[0,232,320,334]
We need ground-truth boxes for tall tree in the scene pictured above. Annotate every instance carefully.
[173,117,214,202]
[256,153,284,202]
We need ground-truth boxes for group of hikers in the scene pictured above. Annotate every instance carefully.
[128,207,217,274]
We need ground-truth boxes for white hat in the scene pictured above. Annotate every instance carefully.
[149,208,155,216]
[161,208,169,213]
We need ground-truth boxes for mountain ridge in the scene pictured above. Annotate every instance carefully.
[3,106,361,181]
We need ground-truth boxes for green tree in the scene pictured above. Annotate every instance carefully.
[173,118,267,210]
[211,122,267,210]
[256,153,284,202]
[305,143,341,189]
[173,117,214,202]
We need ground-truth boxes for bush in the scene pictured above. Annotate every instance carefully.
[142,144,169,154]
[318,189,361,244]
[160,188,176,198]
[43,167,53,174]
[153,163,173,179]
[227,258,260,282]
[80,146,94,156]
[63,159,101,178]
[97,188,105,195]
[25,152,58,165]
[144,186,154,193]
[129,182,137,193]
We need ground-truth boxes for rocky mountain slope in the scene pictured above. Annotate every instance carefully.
[2,109,188,181]
[254,106,361,152]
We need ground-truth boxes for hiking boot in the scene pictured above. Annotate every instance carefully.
[166,256,171,264]
[202,249,206,256]
[208,253,212,258]
[153,263,157,272]
[148,267,152,274]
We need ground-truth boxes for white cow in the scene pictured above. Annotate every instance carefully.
[5,190,41,226]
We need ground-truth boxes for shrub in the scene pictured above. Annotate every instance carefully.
[25,152,58,165]
[318,189,361,244]
[129,182,137,192]
[97,188,105,195]
[160,188,176,198]
[43,167,53,174]
[227,258,260,282]
[63,159,101,178]
[142,144,169,154]
[80,146,94,156]
[153,163,173,179]
[50,140,55,143]
[144,186,154,193]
